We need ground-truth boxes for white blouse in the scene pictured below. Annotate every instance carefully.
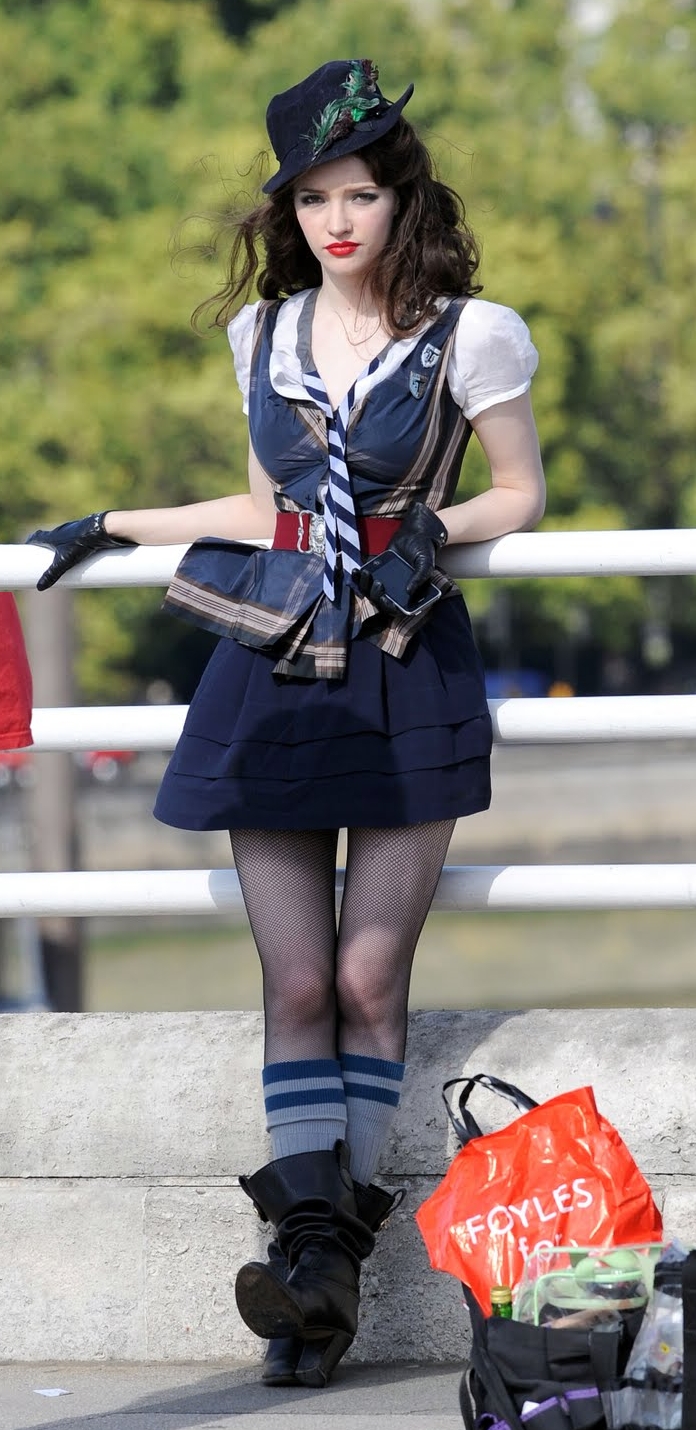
[227,289,538,421]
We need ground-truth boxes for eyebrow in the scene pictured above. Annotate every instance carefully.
[295,183,380,196]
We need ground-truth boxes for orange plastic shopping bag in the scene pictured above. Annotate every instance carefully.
[415,1073,662,1316]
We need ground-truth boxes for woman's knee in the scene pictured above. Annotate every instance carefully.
[335,959,404,1033]
[264,963,335,1033]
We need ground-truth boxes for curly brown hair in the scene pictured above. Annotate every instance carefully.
[193,118,482,337]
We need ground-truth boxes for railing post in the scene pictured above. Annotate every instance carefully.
[23,587,83,1011]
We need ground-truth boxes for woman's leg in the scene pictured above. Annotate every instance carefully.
[335,818,455,1186]
[231,827,350,1387]
[230,827,345,1156]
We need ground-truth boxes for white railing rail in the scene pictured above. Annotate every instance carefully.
[2,533,695,918]
[0,865,695,917]
[22,696,696,749]
[3,528,696,589]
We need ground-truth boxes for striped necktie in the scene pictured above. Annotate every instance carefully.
[303,358,380,602]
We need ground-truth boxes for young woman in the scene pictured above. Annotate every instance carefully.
[28,60,545,1388]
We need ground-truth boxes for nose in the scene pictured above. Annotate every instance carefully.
[327,199,351,237]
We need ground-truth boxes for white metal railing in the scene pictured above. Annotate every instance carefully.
[2,533,696,918]
[0,865,695,917]
[3,528,696,588]
[23,695,696,749]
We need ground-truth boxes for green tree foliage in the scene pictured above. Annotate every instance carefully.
[1,0,694,695]
[212,0,297,40]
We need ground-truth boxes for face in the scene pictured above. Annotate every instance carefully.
[293,154,398,281]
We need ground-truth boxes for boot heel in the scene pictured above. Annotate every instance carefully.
[294,1330,354,1388]
[261,1334,302,1386]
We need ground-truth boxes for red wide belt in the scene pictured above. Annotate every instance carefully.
[273,511,402,557]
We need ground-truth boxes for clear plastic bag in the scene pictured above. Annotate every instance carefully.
[602,1241,689,1430]
[602,1384,682,1429]
[513,1244,661,1327]
[623,1243,686,1381]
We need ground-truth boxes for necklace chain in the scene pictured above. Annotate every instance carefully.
[315,296,385,352]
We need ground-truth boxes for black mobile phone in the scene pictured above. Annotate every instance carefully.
[356,550,442,615]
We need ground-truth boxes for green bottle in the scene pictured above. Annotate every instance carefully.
[490,1285,513,1319]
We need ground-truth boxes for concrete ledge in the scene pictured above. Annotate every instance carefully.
[1,1010,694,1362]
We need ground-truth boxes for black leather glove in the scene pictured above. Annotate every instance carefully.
[356,501,448,612]
[26,512,136,591]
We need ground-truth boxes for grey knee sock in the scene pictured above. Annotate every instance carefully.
[340,1053,405,1186]
[262,1058,347,1159]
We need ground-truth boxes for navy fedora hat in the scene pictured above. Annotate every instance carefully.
[263,60,414,195]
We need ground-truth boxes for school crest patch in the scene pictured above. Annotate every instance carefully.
[421,343,441,369]
[409,371,428,398]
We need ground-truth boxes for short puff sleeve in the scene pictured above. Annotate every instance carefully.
[226,301,260,416]
[448,300,538,420]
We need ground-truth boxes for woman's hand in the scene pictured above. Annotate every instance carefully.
[355,501,447,612]
[26,512,136,591]
[383,502,448,596]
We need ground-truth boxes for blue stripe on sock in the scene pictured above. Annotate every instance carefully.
[342,1082,401,1107]
[262,1059,341,1086]
[340,1053,405,1081]
[264,1088,347,1113]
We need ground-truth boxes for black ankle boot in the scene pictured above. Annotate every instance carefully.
[236,1141,374,1357]
[260,1239,303,1387]
[260,1185,404,1386]
[293,1178,405,1389]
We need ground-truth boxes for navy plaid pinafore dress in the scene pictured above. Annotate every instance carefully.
[154,295,492,831]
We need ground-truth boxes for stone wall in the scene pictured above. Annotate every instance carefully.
[1,1009,694,1362]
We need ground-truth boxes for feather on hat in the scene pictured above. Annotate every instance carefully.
[263,60,414,194]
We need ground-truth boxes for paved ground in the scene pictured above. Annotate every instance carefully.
[1,1363,464,1429]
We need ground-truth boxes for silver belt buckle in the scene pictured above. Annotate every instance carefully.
[297,511,325,556]
[309,513,325,556]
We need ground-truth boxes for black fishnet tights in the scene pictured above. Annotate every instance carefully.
[229,820,455,1064]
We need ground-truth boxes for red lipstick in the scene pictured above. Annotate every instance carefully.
[326,243,359,256]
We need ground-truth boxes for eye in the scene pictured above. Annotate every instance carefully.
[353,191,379,203]
[297,193,323,206]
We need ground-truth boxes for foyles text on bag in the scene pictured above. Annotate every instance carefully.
[415,1074,663,1317]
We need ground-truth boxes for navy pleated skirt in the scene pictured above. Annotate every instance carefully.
[153,595,492,831]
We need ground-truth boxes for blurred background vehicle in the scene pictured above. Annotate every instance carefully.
[484,668,551,699]
[73,749,137,783]
[0,748,137,789]
[0,749,34,790]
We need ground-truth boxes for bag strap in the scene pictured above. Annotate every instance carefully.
[457,1363,477,1430]
[683,1250,696,1424]
[442,1073,538,1147]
